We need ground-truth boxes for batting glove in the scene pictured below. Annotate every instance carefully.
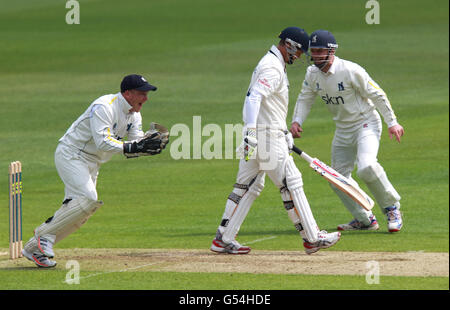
[244,128,257,161]
[285,131,294,154]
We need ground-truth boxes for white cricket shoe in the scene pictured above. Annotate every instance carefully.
[37,236,54,258]
[22,249,57,268]
[303,231,341,255]
[210,237,251,254]
[385,206,403,232]
[210,238,251,254]
[210,230,251,254]
[337,214,379,231]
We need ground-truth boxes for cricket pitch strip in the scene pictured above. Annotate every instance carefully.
[1,248,448,277]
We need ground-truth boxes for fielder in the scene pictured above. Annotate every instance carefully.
[22,74,169,268]
[290,30,404,232]
[211,27,341,255]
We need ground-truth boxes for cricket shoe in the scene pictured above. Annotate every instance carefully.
[22,249,57,268]
[385,206,403,232]
[337,214,379,231]
[36,236,55,258]
[303,231,341,255]
[210,238,251,254]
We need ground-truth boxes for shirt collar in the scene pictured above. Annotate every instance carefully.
[325,56,339,75]
[269,45,286,68]
[117,92,134,115]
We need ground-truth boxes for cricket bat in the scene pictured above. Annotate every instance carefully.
[292,145,374,211]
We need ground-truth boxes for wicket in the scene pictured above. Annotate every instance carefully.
[9,161,23,259]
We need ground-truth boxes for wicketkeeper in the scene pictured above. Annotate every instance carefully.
[291,30,404,232]
[211,27,341,255]
[22,74,169,268]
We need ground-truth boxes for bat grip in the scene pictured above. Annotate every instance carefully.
[292,145,302,155]
[292,145,313,163]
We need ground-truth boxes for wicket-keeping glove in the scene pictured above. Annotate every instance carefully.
[123,122,170,158]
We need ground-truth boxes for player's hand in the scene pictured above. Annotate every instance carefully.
[388,124,404,143]
[290,122,303,138]
[244,128,257,161]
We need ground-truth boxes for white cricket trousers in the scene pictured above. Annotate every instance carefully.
[331,113,401,223]
[220,129,320,243]
[23,144,102,252]
[55,143,100,202]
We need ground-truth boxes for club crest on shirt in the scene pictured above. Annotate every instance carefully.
[338,82,345,91]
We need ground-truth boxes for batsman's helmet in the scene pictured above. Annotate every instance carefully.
[309,30,338,49]
[278,27,310,53]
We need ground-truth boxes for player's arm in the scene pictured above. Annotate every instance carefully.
[89,104,124,153]
[89,105,164,157]
[291,71,317,138]
[351,66,404,142]
[241,67,281,160]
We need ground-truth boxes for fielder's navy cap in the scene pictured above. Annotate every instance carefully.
[120,74,157,92]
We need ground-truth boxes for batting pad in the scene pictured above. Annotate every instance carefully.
[357,163,401,211]
[34,197,103,244]
[221,191,257,244]
[281,187,304,234]
[285,158,320,243]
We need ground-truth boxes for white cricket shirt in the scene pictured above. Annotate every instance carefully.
[59,92,144,163]
[243,45,289,131]
[292,56,398,130]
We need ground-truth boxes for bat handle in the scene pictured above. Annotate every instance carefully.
[292,145,302,155]
[292,145,313,164]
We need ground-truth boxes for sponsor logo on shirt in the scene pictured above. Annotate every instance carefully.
[258,78,271,89]
[338,82,345,91]
[321,93,345,105]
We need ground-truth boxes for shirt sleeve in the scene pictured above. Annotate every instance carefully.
[89,104,124,153]
[243,89,263,128]
[292,70,317,125]
[251,67,282,98]
[127,113,145,141]
[350,65,398,127]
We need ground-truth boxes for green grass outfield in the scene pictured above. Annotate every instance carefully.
[0,269,447,290]
[0,0,448,292]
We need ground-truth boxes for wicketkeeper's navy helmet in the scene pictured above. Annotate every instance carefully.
[309,30,338,49]
[278,27,310,53]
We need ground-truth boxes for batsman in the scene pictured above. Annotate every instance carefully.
[22,74,169,268]
[211,27,341,255]
[291,30,404,232]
